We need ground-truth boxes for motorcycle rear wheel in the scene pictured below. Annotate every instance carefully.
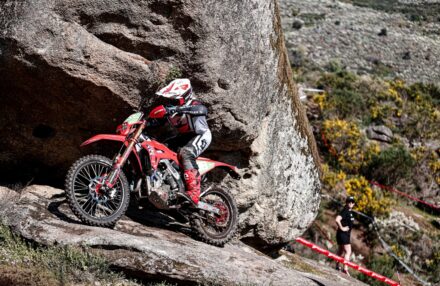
[65,155,130,228]
[190,188,238,247]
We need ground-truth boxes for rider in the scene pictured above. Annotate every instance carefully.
[149,78,211,205]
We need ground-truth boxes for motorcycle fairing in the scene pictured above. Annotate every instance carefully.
[141,140,179,169]
[142,141,240,179]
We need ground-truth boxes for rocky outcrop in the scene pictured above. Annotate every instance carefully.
[0,185,364,286]
[0,0,321,245]
[280,0,440,83]
[366,125,393,143]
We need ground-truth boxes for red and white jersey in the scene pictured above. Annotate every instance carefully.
[167,100,209,135]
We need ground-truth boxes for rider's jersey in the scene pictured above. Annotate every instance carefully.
[168,100,209,135]
[147,100,209,136]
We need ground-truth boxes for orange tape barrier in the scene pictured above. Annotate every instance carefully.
[295,237,401,286]
[320,131,439,211]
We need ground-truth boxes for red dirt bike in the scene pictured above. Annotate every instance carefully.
[65,106,240,246]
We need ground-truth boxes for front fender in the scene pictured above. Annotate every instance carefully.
[80,134,143,173]
[80,134,126,147]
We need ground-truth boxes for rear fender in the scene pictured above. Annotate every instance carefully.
[197,158,241,180]
[80,134,143,174]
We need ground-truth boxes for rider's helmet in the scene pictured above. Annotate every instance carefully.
[155,78,193,106]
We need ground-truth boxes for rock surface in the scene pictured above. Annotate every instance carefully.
[0,0,321,245]
[280,0,440,83]
[0,185,365,286]
[366,125,393,143]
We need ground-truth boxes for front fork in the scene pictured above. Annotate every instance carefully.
[105,122,145,188]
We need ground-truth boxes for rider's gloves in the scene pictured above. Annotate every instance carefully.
[165,106,179,115]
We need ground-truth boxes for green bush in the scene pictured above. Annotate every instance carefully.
[363,145,415,185]
[407,82,440,106]
[165,66,183,82]
[317,68,370,119]
[318,69,357,91]
[328,88,367,119]
[424,247,440,283]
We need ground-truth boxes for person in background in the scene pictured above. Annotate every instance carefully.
[335,196,356,275]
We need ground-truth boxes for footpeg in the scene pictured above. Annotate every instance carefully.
[177,192,198,208]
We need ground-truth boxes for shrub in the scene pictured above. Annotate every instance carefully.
[321,163,346,192]
[407,82,440,105]
[411,147,440,187]
[425,247,440,283]
[363,145,415,185]
[322,119,380,173]
[318,69,357,91]
[316,69,373,120]
[329,89,367,119]
[371,61,394,77]
[429,153,440,186]
[387,80,440,140]
[165,66,183,82]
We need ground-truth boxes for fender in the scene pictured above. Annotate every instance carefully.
[80,134,143,172]
[81,134,126,147]
[197,157,241,180]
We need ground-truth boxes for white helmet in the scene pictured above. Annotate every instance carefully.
[155,78,193,105]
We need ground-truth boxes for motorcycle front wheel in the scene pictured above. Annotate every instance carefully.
[190,188,238,247]
[65,155,130,227]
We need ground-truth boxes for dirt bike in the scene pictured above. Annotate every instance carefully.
[65,105,240,246]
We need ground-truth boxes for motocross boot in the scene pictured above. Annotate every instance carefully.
[183,169,201,204]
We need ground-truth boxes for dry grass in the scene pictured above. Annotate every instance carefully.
[0,223,139,285]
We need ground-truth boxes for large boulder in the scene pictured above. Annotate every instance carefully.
[0,185,363,286]
[0,0,321,246]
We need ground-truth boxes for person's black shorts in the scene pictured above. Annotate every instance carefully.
[336,230,351,245]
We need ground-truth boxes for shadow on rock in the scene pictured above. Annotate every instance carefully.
[124,200,194,237]
[47,193,196,240]
[47,194,82,225]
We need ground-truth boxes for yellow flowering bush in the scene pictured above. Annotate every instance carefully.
[379,81,404,107]
[345,176,392,217]
[322,163,347,191]
[313,92,327,111]
[429,152,440,185]
[391,244,406,258]
[368,80,405,122]
[369,104,381,120]
[397,82,440,140]
[322,119,380,173]
[410,146,427,161]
